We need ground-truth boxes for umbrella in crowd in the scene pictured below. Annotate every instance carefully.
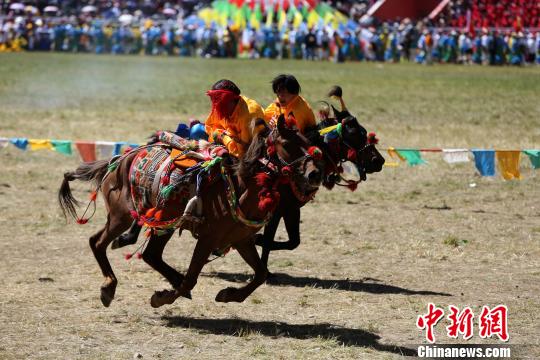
[81,5,97,13]
[118,13,134,25]
[163,8,177,16]
[43,6,59,14]
[9,3,25,11]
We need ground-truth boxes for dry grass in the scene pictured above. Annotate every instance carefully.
[0,53,539,359]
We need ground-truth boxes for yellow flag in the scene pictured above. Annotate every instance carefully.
[496,151,522,180]
[293,11,303,29]
[307,10,320,29]
[29,139,53,151]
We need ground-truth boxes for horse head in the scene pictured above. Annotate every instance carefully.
[317,86,385,188]
[239,116,324,208]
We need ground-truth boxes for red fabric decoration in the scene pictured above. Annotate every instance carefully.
[154,210,163,221]
[89,191,97,201]
[137,216,146,226]
[308,146,323,160]
[129,210,139,220]
[136,253,143,259]
[255,172,272,187]
[367,132,379,145]
[347,182,358,192]
[124,253,133,260]
[257,190,280,213]
[281,166,292,176]
[76,218,88,225]
[145,208,156,218]
[347,148,357,161]
[206,89,240,119]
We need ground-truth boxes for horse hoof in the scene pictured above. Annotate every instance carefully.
[150,289,177,308]
[215,287,242,303]
[100,288,114,307]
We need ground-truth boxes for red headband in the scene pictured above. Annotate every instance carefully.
[206,89,240,119]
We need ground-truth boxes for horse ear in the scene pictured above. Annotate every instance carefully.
[332,105,352,122]
[252,118,270,137]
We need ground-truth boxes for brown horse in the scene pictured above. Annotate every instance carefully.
[59,117,323,307]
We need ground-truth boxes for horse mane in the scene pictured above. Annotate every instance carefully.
[235,121,268,179]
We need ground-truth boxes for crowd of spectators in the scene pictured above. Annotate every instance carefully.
[436,0,539,30]
[1,0,539,65]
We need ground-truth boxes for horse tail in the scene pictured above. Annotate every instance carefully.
[58,160,109,220]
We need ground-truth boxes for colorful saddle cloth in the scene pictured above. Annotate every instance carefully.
[128,131,226,230]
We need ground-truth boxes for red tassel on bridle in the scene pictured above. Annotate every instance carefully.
[367,132,379,145]
[308,146,323,161]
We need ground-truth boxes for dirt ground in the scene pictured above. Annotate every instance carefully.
[0,54,539,359]
[1,148,538,359]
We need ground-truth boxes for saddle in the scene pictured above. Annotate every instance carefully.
[128,131,226,232]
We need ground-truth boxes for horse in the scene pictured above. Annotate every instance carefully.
[58,117,324,308]
[256,86,386,271]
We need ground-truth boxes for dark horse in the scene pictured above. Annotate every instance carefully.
[256,86,385,271]
[59,117,323,307]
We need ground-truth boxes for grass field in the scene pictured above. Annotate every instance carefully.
[1,53,539,359]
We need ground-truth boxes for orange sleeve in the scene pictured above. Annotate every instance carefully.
[205,111,225,142]
[264,102,281,122]
[296,97,316,134]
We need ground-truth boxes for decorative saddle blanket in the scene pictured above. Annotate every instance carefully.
[128,131,226,230]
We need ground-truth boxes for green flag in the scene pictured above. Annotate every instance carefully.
[396,149,427,166]
[52,140,73,155]
[523,150,540,169]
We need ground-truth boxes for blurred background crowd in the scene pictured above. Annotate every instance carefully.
[1,0,539,65]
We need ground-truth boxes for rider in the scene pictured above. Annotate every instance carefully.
[264,74,316,135]
[181,79,265,229]
[205,79,265,157]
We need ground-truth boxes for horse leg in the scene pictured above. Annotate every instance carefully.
[111,221,142,249]
[278,206,301,251]
[257,208,282,268]
[89,213,131,307]
[141,230,184,288]
[215,240,268,302]
[150,237,212,308]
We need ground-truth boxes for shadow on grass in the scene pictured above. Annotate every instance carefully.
[162,315,417,356]
[202,272,452,296]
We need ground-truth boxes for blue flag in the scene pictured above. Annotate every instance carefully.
[472,150,495,176]
[10,138,28,150]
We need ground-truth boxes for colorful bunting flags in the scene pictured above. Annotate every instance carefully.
[472,150,495,176]
[0,136,538,181]
[395,149,427,166]
[442,149,470,164]
[96,141,115,159]
[29,139,53,151]
[51,140,72,155]
[495,151,522,180]
[10,138,28,150]
[523,150,540,169]
[75,141,97,162]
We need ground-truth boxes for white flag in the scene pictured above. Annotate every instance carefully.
[442,149,470,164]
[95,141,115,159]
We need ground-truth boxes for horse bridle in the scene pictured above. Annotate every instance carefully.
[320,123,376,188]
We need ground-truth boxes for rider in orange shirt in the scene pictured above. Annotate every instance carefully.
[205,79,265,157]
[264,74,316,134]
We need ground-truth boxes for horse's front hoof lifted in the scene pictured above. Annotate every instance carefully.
[150,289,177,308]
[215,287,244,303]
